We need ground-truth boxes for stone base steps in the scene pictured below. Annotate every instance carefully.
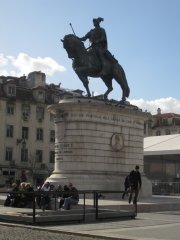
[0,207,136,224]
[97,201,180,213]
[1,195,180,225]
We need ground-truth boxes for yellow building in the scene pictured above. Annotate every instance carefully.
[149,108,180,136]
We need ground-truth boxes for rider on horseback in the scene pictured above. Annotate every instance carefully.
[80,17,117,75]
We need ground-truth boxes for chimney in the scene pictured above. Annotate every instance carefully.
[157,108,161,115]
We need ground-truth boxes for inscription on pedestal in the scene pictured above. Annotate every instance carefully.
[55,143,73,160]
[60,112,142,126]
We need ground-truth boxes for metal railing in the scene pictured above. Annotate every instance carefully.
[152,182,180,195]
[0,190,136,225]
[94,191,137,221]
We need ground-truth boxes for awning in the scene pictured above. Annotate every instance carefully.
[144,134,180,156]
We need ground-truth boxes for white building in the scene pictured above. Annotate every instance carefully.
[0,71,82,186]
[144,134,180,182]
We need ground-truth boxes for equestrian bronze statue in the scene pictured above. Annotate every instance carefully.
[61,18,130,102]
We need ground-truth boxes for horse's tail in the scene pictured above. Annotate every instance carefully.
[113,63,130,98]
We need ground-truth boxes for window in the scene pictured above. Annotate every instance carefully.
[144,122,147,135]
[50,113,54,121]
[6,125,13,137]
[165,129,170,135]
[36,150,43,163]
[50,130,55,142]
[6,103,14,115]
[37,128,43,141]
[22,127,29,139]
[49,151,55,163]
[38,91,44,99]
[36,106,44,121]
[54,95,60,103]
[21,148,28,162]
[22,104,30,120]
[156,130,161,136]
[162,119,168,126]
[5,147,13,161]
[8,86,16,96]
[3,171,15,176]
[157,119,162,127]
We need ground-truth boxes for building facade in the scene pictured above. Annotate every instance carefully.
[0,71,82,186]
[146,108,180,136]
[144,134,180,182]
[143,109,180,191]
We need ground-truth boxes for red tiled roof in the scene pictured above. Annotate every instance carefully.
[153,113,180,118]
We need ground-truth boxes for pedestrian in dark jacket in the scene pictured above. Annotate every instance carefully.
[128,165,142,204]
[122,174,130,199]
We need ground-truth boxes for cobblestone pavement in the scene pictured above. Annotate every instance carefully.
[0,224,105,240]
[1,212,180,240]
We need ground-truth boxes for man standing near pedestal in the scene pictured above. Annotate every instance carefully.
[128,165,142,204]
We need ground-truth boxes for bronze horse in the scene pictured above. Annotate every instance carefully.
[62,34,130,101]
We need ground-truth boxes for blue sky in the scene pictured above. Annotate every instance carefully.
[1,0,180,113]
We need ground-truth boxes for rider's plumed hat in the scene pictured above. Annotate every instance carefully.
[93,17,104,24]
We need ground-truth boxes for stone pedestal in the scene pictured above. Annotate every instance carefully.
[47,97,151,198]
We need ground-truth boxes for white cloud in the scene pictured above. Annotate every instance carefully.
[0,54,8,66]
[0,69,17,76]
[1,53,180,115]
[0,53,66,76]
[130,97,180,114]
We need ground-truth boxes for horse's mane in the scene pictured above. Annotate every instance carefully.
[64,34,86,52]
[64,34,76,40]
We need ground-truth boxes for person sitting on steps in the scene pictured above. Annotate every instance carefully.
[58,184,70,209]
[62,182,79,210]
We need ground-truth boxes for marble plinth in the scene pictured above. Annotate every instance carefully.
[47,97,151,198]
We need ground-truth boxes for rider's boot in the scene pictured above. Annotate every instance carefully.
[99,53,109,75]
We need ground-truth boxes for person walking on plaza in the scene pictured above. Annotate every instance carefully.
[122,174,130,199]
[128,165,142,204]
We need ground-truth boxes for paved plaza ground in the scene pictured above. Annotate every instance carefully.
[1,211,180,240]
[0,223,101,240]
[0,195,180,239]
